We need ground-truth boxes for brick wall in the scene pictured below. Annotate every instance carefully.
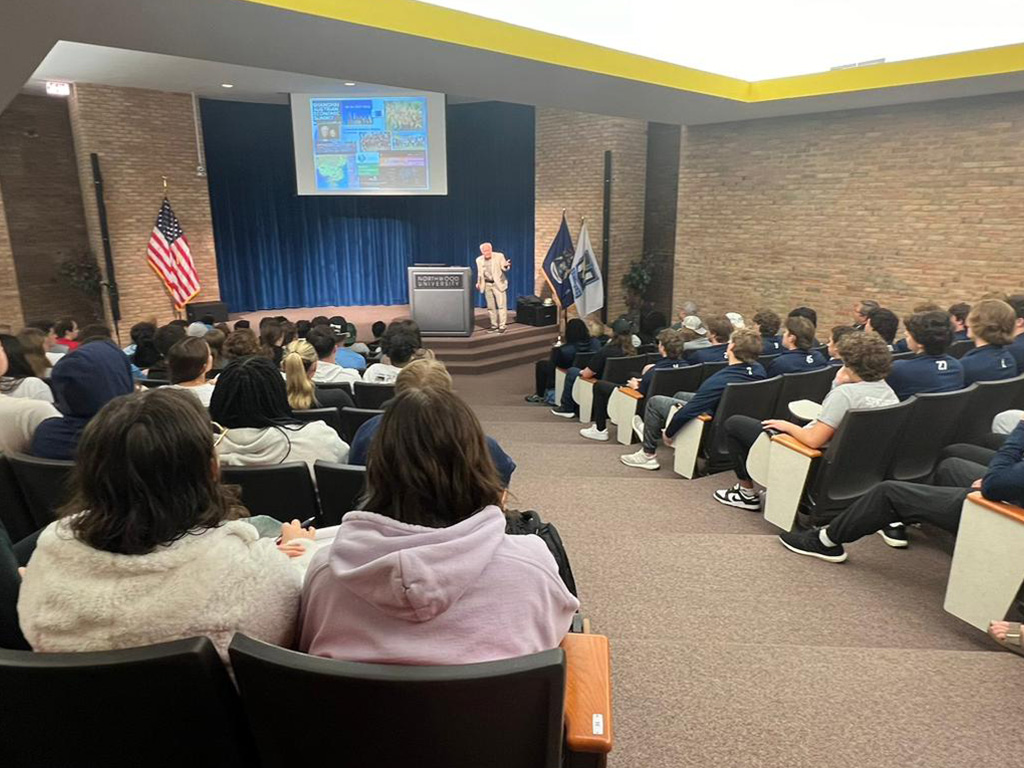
[68,84,219,332]
[535,108,647,320]
[0,186,23,332]
[674,92,1024,333]
[0,94,97,325]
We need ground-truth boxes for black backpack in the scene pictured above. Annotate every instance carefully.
[505,510,578,599]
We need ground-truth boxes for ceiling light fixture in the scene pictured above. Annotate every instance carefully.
[220,83,234,88]
[344,81,356,87]
[45,81,71,97]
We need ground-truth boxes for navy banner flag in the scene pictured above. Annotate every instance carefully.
[541,213,575,308]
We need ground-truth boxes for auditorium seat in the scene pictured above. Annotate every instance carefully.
[353,381,395,410]
[948,339,974,359]
[554,352,594,404]
[219,462,319,522]
[944,492,1024,631]
[572,356,645,424]
[316,381,354,396]
[6,452,74,530]
[0,637,257,767]
[228,630,612,768]
[139,379,169,388]
[772,367,837,420]
[607,365,703,445]
[340,407,384,443]
[313,461,367,526]
[697,360,728,384]
[671,376,782,479]
[887,387,975,483]
[0,517,29,650]
[293,407,345,440]
[760,399,914,531]
[0,455,36,543]
[954,374,1024,444]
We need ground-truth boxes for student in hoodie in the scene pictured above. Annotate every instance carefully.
[683,314,732,364]
[713,332,898,511]
[960,298,1019,385]
[17,388,311,662]
[753,308,783,355]
[620,328,766,471]
[209,355,349,474]
[348,359,516,486]
[886,310,964,400]
[30,340,134,461]
[298,386,578,664]
[765,316,827,376]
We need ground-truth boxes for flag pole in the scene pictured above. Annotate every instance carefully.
[161,176,182,320]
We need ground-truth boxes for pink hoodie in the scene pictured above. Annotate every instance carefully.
[298,506,580,665]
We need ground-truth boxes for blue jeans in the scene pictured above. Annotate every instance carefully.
[559,367,581,412]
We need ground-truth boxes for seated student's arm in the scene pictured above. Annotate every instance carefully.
[664,381,723,438]
[580,367,598,380]
[981,419,1024,506]
[641,363,654,374]
[762,419,835,450]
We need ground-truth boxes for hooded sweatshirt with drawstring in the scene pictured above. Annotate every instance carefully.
[298,506,579,664]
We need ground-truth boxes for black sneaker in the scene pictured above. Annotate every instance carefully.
[778,528,848,563]
[876,523,909,548]
[524,394,544,403]
[550,407,576,419]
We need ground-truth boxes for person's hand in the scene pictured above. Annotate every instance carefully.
[280,519,316,544]
[662,430,674,447]
[971,478,983,490]
[627,377,641,390]
[277,541,307,558]
[18,567,25,579]
[761,419,792,433]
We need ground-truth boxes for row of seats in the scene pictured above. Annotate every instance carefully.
[0,628,612,768]
[140,378,397,411]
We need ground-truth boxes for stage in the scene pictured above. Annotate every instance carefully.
[230,305,558,375]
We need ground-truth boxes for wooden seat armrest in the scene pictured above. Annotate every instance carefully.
[966,491,1024,524]
[616,387,643,400]
[561,633,612,755]
[770,433,822,459]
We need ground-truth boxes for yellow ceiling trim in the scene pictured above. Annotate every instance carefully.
[241,0,1024,103]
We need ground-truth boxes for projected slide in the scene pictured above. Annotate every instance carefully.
[311,97,430,192]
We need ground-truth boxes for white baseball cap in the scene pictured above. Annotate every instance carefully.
[682,315,707,336]
[726,312,745,329]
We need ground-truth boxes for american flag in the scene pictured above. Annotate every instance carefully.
[147,197,200,309]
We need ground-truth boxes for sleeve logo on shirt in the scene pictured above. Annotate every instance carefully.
[936,360,948,371]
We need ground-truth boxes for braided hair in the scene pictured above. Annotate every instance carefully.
[209,355,302,430]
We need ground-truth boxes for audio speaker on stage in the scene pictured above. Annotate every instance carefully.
[516,297,557,327]
[185,301,229,323]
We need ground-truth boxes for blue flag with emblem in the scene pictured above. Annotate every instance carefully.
[541,213,575,308]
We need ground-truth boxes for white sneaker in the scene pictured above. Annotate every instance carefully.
[580,425,609,442]
[713,484,761,511]
[620,449,659,470]
[632,415,645,442]
[550,408,576,419]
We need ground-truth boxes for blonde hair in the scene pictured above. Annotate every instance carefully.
[585,316,606,339]
[395,358,453,395]
[283,339,317,411]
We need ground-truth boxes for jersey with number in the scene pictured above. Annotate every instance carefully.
[886,354,964,401]
[961,345,1019,386]
[766,347,827,377]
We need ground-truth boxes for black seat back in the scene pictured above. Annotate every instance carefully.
[139,379,168,388]
[0,455,35,543]
[229,633,565,768]
[293,407,344,440]
[646,365,703,398]
[7,452,74,530]
[804,399,915,523]
[0,637,256,767]
[948,340,974,359]
[0,516,29,650]
[888,387,975,483]
[313,461,367,526]
[353,381,395,410]
[704,377,783,472]
[954,374,1024,443]
[698,360,728,384]
[773,367,839,419]
[316,381,354,396]
[219,461,318,522]
[601,355,646,386]
[340,407,384,443]
[890,351,916,362]
[758,354,779,370]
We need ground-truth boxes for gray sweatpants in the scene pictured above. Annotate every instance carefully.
[642,391,695,453]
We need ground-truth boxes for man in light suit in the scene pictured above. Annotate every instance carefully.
[475,242,510,333]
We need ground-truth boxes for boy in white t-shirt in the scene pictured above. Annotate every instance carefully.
[363,328,418,384]
[307,328,360,385]
[167,337,217,407]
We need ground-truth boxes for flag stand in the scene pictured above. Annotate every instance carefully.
[89,153,122,345]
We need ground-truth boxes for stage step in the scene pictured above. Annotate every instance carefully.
[427,321,558,375]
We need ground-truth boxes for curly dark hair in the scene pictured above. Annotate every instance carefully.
[752,309,781,338]
[60,389,246,555]
[836,332,891,382]
[904,310,953,356]
[866,308,899,344]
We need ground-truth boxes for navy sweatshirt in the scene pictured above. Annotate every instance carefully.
[766,348,827,377]
[638,357,691,396]
[685,343,729,364]
[960,345,1018,385]
[981,421,1024,507]
[886,354,964,400]
[665,362,767,438]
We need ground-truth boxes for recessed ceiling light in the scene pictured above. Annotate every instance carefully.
[220,83,234,89]
[344,82,356,87]
[45,81,71,97]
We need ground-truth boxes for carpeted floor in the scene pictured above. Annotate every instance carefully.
[453,362,1024,768]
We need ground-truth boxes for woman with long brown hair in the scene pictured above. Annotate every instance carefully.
[299,387,578,664]
[18,388,313,660]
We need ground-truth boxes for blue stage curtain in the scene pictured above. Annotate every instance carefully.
[201,99,535,312]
